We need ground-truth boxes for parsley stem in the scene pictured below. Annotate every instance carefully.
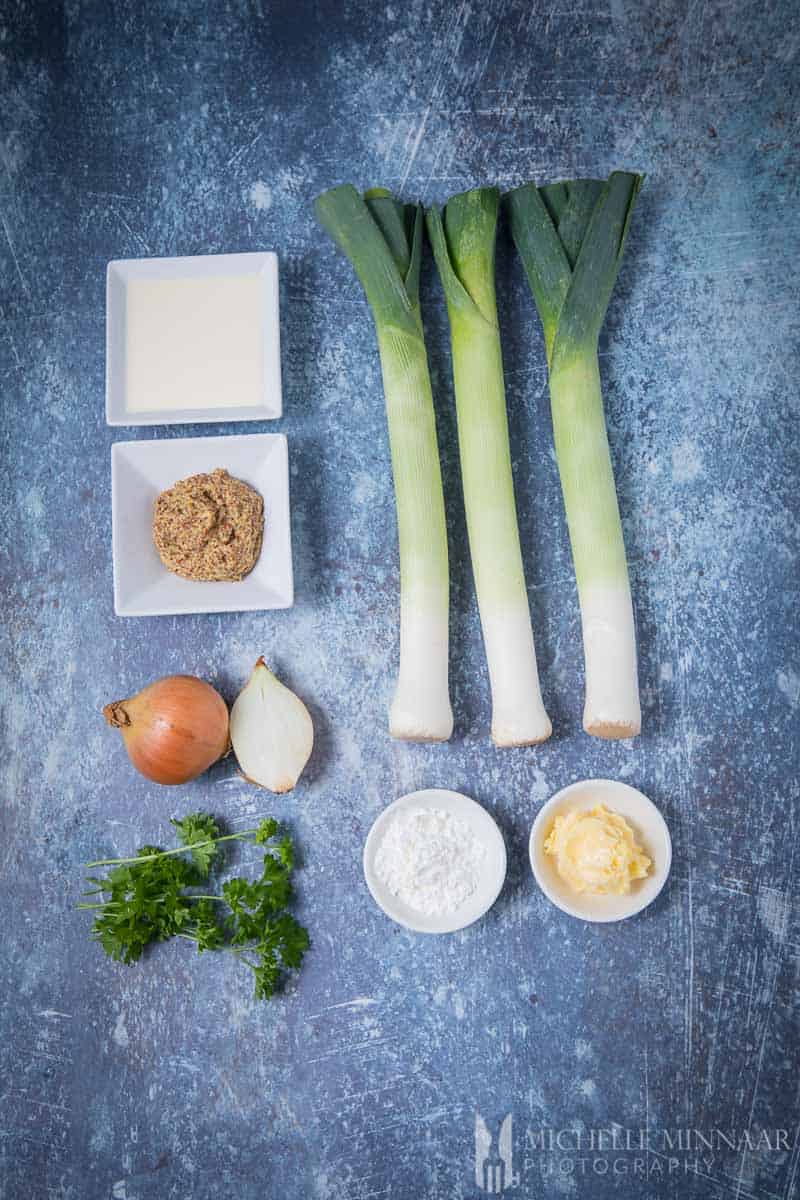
[180,933,260,971]
[85,829,259,869]
[77,892,227,909]
[231,948,261,970]
[180,932,260,970]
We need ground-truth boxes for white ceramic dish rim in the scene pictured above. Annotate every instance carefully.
[529,778,672,923]
[111,432,293,617]
[105,251,282,426]
[363,789,507,935]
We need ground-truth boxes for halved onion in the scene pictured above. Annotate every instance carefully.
[230,658,313,792]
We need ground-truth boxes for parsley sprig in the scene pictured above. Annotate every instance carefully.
[79,814,309,1001]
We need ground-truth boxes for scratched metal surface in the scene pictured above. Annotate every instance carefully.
[1,1,798,1198]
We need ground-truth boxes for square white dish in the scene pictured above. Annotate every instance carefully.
[112,433,293,617]
[106,252,282,425]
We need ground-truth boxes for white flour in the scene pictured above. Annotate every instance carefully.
[375,807,484,915]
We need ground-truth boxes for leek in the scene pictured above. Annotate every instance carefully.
[506,171,643,739]
[314,185,453,742]
[427,189,552,746]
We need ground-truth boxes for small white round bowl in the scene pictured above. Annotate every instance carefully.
[363,788,507,934]
[529,778,672,923]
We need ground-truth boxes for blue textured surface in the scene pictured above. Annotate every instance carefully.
[1,2,799,1198]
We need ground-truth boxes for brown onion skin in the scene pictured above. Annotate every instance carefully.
[103,675,230,785]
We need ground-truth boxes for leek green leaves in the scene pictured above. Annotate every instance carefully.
[506,172,642,371]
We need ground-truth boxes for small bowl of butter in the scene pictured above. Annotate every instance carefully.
[529,779,672,922]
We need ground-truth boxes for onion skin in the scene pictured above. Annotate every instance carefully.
[103,675,230,785]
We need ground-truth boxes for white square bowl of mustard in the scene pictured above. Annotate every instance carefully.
[111,432,292,617]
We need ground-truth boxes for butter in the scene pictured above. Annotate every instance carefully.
[544,804,651,895]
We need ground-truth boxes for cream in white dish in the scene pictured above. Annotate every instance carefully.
[126,274,263,413]
[105,251,282,426]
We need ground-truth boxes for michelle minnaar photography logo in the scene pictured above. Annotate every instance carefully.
[472,1113,794,1192]
[475,1113,517,1193]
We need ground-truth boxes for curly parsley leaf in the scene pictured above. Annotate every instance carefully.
[255,818,279,844]
[276,836,294,871]
[170,812,221,878]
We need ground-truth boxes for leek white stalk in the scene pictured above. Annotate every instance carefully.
[507,172,643,738]
[315,185,453,741]
[427,189,551,746]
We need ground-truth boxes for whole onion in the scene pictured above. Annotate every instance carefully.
[103,675,230,785]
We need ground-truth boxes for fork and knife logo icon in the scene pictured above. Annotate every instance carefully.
[475,1112,517,1193]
